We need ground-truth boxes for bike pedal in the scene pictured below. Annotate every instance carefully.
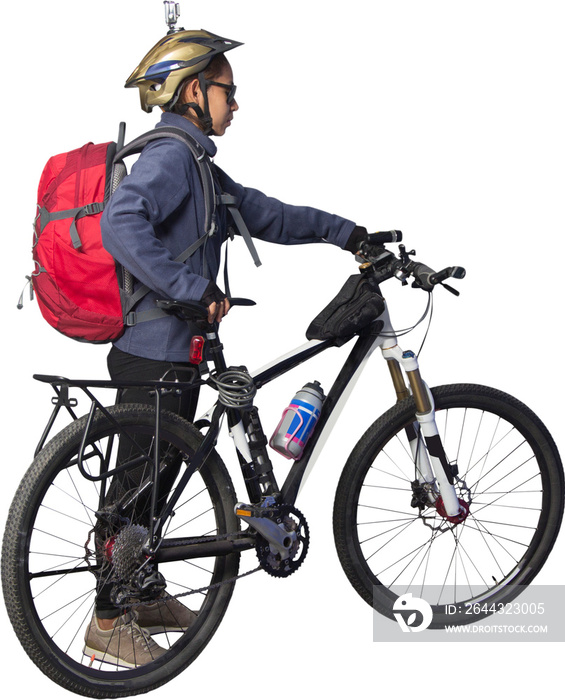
[235,503,266,519]
[235,505,253,518]
[235,499,278,520]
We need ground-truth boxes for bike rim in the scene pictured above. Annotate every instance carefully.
[18,418,234,681]
[353,397,551,610]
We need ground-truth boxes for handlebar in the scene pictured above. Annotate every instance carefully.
[358,235,466,296]
[157,233,463,327]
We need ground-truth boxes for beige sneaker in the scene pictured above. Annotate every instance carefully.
[136,593,198,634]
[83,611,166,668]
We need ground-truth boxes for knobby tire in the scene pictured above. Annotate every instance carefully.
[333,384,564,628]
[2,404,239,697]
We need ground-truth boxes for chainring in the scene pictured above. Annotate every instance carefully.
[255,505,309,578]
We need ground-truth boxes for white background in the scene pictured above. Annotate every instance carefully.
[1,0,563,697]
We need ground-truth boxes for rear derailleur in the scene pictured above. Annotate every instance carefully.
[89,512,166,606]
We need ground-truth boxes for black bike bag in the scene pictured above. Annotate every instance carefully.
[306,273,385,341]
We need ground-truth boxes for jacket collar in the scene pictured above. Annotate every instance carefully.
[157,112,218,158]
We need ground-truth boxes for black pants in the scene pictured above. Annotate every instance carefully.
[107,345,200,418]
[96,346,200,618]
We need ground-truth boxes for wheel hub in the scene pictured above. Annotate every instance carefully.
[435,496,470,524]
[104,536,116,562]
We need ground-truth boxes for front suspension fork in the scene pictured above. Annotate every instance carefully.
[383,347,461,517]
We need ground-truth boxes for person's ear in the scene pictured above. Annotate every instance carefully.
[181,77,201,105]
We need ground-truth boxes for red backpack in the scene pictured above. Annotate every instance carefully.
[29,124,221,343]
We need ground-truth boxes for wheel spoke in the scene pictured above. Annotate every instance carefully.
[335,385,563,626]
[5,405,239,695]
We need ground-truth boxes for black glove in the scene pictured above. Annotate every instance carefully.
[200,280,227,307]
[344,226,368,254]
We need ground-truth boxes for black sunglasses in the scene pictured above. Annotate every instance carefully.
[205,79,237,105]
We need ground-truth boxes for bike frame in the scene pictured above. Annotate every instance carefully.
[240,302,459,515]
[34,297,462,564]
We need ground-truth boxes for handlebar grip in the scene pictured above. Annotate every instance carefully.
[367,230,403,245]
[429,266,466,285]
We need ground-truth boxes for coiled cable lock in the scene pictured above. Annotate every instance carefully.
[214,368,257,408]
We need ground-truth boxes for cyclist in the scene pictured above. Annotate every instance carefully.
[85,28,368,667]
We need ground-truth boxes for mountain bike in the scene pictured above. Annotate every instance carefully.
[2,232,563,697]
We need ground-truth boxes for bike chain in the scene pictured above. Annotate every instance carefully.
[127,530,261,609]
[150,504,310,600]
[89,508,310,609]
[84,525,262,608]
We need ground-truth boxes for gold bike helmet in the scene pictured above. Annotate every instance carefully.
[125,29,242,114]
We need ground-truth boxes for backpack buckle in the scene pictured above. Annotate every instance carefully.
[83,202,104,216]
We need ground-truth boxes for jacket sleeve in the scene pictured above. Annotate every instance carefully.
[215,168,356,249]
[101,140,210,303]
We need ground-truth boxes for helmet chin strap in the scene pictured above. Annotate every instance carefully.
[173,72,214,134]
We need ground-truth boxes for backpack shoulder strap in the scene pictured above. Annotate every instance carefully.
[114,124,261,327]
[114,126,217,237]
[218,193,262,268]
[114,125,220,325]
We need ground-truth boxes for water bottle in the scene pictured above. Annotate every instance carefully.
[269,381,325,460]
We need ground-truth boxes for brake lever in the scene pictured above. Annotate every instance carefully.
[437,266,465,296]
[440,282,460,296]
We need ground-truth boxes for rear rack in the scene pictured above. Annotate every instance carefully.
[32,373,204,457]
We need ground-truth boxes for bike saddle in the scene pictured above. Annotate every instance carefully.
[156,298,256,322]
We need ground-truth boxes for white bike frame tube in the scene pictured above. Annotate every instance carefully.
[251,339,327,378]
[229,419,253,463]
[197,403,254,464]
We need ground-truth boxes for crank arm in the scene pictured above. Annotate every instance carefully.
[235,503,297,558]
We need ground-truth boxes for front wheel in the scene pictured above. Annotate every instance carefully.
[2,404,239,697]
[333,384,564,628]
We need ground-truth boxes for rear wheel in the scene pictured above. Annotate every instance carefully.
[333,384,564,627]
[2,404,239,697]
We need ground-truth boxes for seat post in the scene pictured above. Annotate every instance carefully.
[204,323,228,374]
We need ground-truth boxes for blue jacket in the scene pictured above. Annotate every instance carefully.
[101,112,356,361]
